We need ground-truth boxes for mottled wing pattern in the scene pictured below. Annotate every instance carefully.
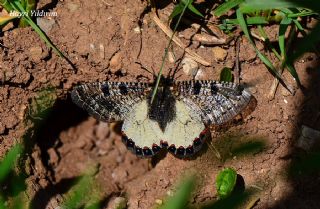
[71,82,151,122]
[173,80,252,125]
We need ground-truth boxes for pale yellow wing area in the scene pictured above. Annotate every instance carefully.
[122,99,205,152]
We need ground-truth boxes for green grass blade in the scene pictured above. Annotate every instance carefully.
[236,9,283,80]
[169,3,184,20]
[278,16,292,58]
[287,10,317,18]
[225,16,268,25]
[241,0,320,14]
[158,176,195,209]
[285,62,301,86]
[213,0,245,17]
[9,1,66,58]
[0,144,22,182]
[151,0,191,103]
[0,0,14,11]
[257,25,281,60]
[187,3,204,18]
[170,0,203,20]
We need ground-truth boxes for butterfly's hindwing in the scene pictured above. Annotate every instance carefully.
[71,82,151,122]
[173,80,252,125]
[121,99,206,158]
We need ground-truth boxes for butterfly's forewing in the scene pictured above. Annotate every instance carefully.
[71,82,151,122]
[173,80,252,125]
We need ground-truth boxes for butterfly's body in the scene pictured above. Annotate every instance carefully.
[71,78,252,158]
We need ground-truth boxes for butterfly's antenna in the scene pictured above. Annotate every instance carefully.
[134,61,155,78]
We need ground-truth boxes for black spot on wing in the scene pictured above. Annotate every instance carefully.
[211,82,219,95]
[119,83,128,95]
[236,85,244,96]
[193,81,202,95]
[101,83,110,96]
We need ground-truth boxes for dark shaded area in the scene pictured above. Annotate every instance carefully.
[200,189,255,209]
[34,96,89,171]
[38,0,59,11]
[270,55,320,208]
[18,94,93,208]
[30,177,78,209]
[231,140,265,157]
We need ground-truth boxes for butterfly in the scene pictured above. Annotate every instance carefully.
[71,77,252,158]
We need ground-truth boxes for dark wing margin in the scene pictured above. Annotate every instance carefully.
[173,80,252,125]
[71,82,151,122]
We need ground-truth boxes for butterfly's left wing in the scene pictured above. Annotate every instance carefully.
[71,82,151,122]
[173,80,252,125]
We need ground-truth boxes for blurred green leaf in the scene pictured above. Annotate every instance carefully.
[220,67,233,82]
[216,168,237,199]
[0,144,22,183]
[63,175,93,209]
[169,3,184,20]
[225,16,268,25]
[185,2,204,17]
[213,0,244,17]
[0,0,14,11]
[159,176,195,209]
[240,0,320,14]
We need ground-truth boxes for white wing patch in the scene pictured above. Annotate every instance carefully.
[122,99,206,157]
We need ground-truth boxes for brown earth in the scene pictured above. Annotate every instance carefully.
[1,0,320,208]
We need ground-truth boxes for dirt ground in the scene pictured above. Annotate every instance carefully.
[1,0,320,208]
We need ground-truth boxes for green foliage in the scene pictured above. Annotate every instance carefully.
[62,170,101,209]
[0,0,66,58]
[213,0,245,17]
[28,87,57,120]
[212,0,320,87]
[0,144,22,183]
[0,144,25,209]
[151,0,192,103]
[158,176,195,209]
[219,67,233,82]
[169,0,204,20]
[216,168,237,199]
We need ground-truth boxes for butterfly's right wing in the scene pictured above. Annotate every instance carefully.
[173,80,252,125]
[71,82,152,122]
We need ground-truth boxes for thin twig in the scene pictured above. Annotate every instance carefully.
[151,14,211,66]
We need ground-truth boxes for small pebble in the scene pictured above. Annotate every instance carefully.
[29,46,43,62]
[296,125,320,151]
[109,52,122,72]
[212,46,228,61]
[181,57,198,76]
[37,17,56,33]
